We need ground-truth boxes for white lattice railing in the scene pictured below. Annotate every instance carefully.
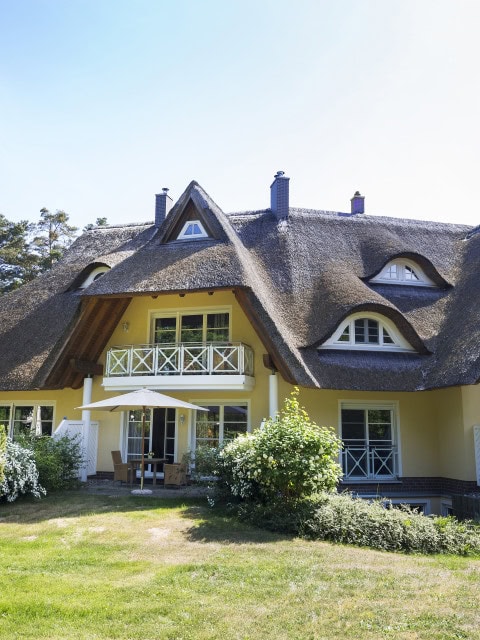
[342,444,398,480]
[105,342,254,378]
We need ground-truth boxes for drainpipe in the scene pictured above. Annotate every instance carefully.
[81,376,93,482]
[269,372,278,419]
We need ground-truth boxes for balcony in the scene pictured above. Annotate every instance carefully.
[103,342,255,391]
[341,444,398,481]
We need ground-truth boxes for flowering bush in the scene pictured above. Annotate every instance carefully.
[215,389,343,503]
[17,433,83,492]
[0,427,6,486]
[0,439,46,502]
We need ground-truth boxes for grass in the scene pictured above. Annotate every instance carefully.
[0,492,479,639]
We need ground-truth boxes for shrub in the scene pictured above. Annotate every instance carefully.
[215,389,343,503]
[0,439,46,502]
[0,426,6,486]
[186,445,221,482]
[302,493,480,556]
[235,492,480,555]
[17,433,83,492]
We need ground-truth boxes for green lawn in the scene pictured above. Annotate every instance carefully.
[0,492,479,640]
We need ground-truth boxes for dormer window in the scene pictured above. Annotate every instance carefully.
[370,259,435,287]
[177,220,209,240]
[319,312,415,352]
[79,266,110,289]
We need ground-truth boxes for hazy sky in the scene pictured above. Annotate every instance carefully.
[1,0,479,229]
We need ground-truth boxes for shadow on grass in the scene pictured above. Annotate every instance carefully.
[0,490,205,524]
[181,504,292,544]
[0,491,292,544]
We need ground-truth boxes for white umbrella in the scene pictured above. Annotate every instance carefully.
[77,388,207,490]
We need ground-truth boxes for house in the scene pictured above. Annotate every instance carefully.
[1,172,479,514]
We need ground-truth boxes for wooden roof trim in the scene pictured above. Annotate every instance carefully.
[44,297,132,389]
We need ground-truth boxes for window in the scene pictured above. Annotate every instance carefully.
[79,266,110,289]
[194,403,248,449]
[125,408,175,465]
[153,310,230,344]
[370,259,435,287]
[0,404,54,438]
[177,220,209,240]
[341,403,398,480]
[320,312,414,352]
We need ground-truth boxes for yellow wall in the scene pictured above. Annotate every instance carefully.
[0,289,476,483]
[277,379,440,477]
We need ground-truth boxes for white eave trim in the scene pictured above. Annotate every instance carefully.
[103,374,255,392]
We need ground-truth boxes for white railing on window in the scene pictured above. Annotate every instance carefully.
[342,444,397,480]
[105,342,254,378]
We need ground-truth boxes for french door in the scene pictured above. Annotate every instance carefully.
[341,406,397,479]
[126,408,176,468]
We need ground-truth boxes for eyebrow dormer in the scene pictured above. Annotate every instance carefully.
[319,312,415,352]
[78,265,110,289]
[370,258,436,287]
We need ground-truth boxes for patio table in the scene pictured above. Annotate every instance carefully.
[130,458,167,486]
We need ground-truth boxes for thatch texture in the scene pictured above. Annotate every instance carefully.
[0,181,475,392]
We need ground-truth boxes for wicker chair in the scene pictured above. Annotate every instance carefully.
[111,450,135,485]
[163,463,188,487]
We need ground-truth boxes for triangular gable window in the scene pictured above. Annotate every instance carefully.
[177,220,209,240]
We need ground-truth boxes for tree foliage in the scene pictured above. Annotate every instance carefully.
[31,208,78,271]
[0,208,80,293]
[0,215,37,292]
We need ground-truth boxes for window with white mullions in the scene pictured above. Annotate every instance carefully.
[341,405,397,480]
[371,259,435,286]
[153,311,230,345]
[194,404,248,450]
[0,404,54,438]
[177,220,209,240]
[319,312,414,352]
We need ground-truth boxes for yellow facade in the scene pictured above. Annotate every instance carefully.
[0,290,478,491]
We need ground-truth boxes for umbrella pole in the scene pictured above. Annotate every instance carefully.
[141,406,146,490]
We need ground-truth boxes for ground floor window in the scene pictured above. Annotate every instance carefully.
[194,404,248,449]
[340,403,398,480]
[0,404,54,438]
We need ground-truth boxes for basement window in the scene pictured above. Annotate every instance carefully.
[177,220,209,240]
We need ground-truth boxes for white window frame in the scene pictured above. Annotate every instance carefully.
[79,266,110,289]
[149,306,232,344]
[370,259,435,287]
[122,407,179,467]
[189,399,251,452]
[0,401,56,438]
[319,311,415,352]
[177,220,209,240]
[338,400,403,481]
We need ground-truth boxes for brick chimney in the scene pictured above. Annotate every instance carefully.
[350,191,365,215]
[270,171,290,219]
[155,188,173,226]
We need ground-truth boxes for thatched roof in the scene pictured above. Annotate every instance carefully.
[0,180,476,392]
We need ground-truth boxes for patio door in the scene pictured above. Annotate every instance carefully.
[341,406,396,479]
[126,408,176,468]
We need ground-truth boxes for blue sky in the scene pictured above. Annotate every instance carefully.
[1,0,479,228]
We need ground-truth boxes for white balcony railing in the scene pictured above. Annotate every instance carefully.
[342,444,398,480]
[105,342,254,378]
